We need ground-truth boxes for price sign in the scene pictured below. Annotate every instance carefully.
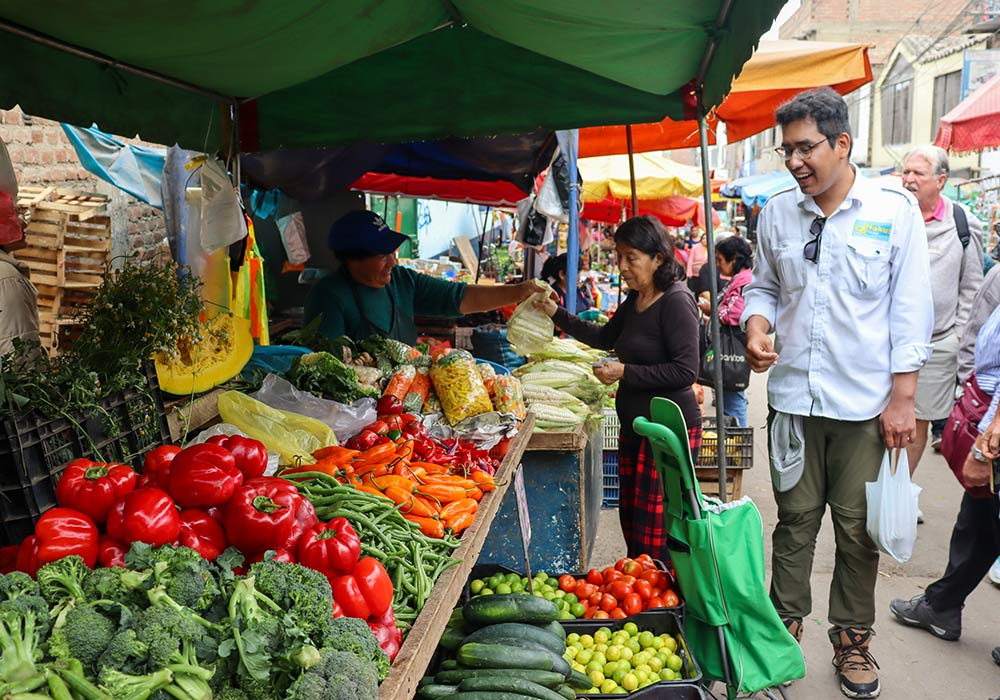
[513,465,533,590]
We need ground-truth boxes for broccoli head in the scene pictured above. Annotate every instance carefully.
[82,566,151,609]
[46,603,116,673]
[128,544,220,612]
[0,571,41,601]
[36,555,89,607]
[247,560,335,642]
[99,666,174,700]
[132,603,211,669]
[285,649,378,700]
[98,628,149,675]
[319,617,390,681]
[213,685,249,700]
[0,596,46,684]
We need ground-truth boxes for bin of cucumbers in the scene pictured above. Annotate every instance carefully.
[420,593,592,700]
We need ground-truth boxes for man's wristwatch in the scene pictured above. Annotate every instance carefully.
[973,445,989,462]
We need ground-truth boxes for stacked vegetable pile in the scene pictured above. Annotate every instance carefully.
[421,594,592,700]
[0,545,385,700]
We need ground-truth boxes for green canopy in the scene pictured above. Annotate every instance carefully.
[0,1,785,150]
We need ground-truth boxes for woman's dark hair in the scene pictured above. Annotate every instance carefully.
[614,215,685,291]
[775,87,853,156]
[540,253,568,284]
[716,236,753,274]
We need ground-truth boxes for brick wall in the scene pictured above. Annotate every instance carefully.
[0,106,166,261]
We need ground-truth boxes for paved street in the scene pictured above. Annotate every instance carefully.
[591,371,1000,699]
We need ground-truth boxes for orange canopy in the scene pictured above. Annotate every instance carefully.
[580,40,873,156]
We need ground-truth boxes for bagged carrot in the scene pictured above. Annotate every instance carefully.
[403,368,431,412]
[383,365,416,401]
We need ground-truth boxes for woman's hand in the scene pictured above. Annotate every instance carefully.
[593,360,625,385]
[697,297,712,315]
[962,448,992,489]
[532,290,559,318]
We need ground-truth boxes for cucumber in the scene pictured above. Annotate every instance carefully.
[440,659,461,671]
[420,676,438,687]
[463,623,566,655]
[418,684,460,699]
[554,685,576,700]
[463,594,561,626]
[458,643,571,677]
[440,694,538,700]
[458,677,568,700]
[435,669,566,688]
[440,626,468,651]
[565,670,593,691]
[542,620,566,641]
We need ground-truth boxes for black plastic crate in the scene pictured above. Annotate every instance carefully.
[602,685,704,700]
[0,365,170,545]
[697,419,753,469]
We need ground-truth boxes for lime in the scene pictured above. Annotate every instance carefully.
[659,668,675,681]
[573,662,586,674]
[504,572,520,584]
[470,579,485,594]
[565,646,579,660]
[662,634,677,652]
[591,652,607,667]
[588,670,605,686]
[579,634,595,648]
[634,664,652,678]
[510,581,524,593]
[542,591,556,601]
[488,574,503,589]
[623,622,640,636]
[547,577,559,588]
[650,636,664,650]
[594,643,608,654]
[586,660,604,676]
[621,672,639,692]
[619,646,633,661]
[564,593,579,605]
[605,645,622,662]
[577,649,593,665]
[566,633,581,645]
[559,610,573,620]
[495,583,512,594]
[593,630,610,645]
[667,654,684,673]
[600,679,618,694]
[571,602,586,617]
[637,631,656,648]
[611,669,628,685]
[603,661,618,677]
[632,651,650,667]
[480,588,494,595]
[626,639,641,655]
[647,656,663,672]
[634,669,649,684]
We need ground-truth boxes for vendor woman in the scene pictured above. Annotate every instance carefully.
[305,210,543,344]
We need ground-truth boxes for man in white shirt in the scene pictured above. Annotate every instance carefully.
[741,87,933,700]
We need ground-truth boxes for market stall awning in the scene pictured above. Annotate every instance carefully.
[0,1,785,151]
[579,153,706,201]
[583,195,719,228]
[351,174,528,208]
[579,40,874,155]
[720,170,796,208]
[935,71,1000,153]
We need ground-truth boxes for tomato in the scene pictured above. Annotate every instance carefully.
[620,575,636,586]
[622,593,643,616]
[622,560,644,577]
[651,587,663,598]
[602,569,623,585]
[589,591,603,606]
[609,608,627,619]
[634,580,653,601]
[594,610,610,619]
[583,607,598,619]
[614,558,629,573]
[639,568,664,587]
[647,596,666,609]
[599,593,618,613]
[610,581,633,600]
[575,582,596,600]
[664,590,680,607]
[558,574,577,593]
[586,568,603,586]
[635,553,655,568]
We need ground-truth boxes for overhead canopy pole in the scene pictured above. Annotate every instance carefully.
[561,130,581,315]
[625,125,639,217]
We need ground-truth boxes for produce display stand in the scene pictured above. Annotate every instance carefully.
[477,420,602,573]
[378,413,535,700]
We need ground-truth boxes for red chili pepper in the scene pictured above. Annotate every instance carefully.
[177,509,228,561]
[330,556,394,619]
[296,517,361,576]
[15,536,39,577]
[34,507,98,567]
[167,443,244,509]
[106,487,181,547]
[55,458,137,524]
[367,605,402,661]
[205,435,268,479]
[223,480,302,554]
[138,445,182,489]
[97,535,128,568]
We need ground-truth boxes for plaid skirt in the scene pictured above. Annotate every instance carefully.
[617,426,702,563]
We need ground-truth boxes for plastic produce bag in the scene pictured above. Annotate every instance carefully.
[429,349,493,425]
[493,375,526,420]
[866,450,921,563]
[188,423,281,476]
[507,281,555,356]
[276,211,310,265]
[251,373,375,444]
[217,390,337,465]
[199,158,247,253]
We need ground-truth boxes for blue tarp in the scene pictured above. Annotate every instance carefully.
[61,124,167,208]
[720,170,796,208]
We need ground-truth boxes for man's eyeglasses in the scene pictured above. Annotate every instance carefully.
[774,137,833,161]
[804,216,826,264]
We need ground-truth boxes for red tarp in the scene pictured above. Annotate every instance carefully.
[350,173,527,207]
[935,72,1000,153]
[583,195,720,227]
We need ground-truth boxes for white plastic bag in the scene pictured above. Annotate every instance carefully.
[507,281,555,356]
[276,211,310,265]
[866,450,921,563]
[251,373,376,444]
[199,158,247,253]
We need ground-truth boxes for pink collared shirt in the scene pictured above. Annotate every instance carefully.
[924,197,946,223]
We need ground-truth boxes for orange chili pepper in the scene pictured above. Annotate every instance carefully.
[360,442,398,463]
[392,460,424,480]
[410,461,450,474]
[385,486,437,517]
[471,471,496,491]
[417,483,468,504]
[467,487,484,502]
[371,474,416,493]
[445,511,475,535]
[422,474,476,489]
[404,514,445,539]
[395,440,414,462]
[439,497,478,520]
[312,445,360,464]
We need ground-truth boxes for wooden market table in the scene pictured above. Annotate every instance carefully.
[377,413,535,700]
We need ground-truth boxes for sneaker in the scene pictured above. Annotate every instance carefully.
[832,628,880,698]
[781,618,804,687]
[889,595,961,641]
[989,557,1000,586]
[917,508,925,524]
[931,434,943,452]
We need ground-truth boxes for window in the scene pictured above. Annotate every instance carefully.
[881,55,914,145]
[932,70,963,138]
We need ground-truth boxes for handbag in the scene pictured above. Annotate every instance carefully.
[940,373,994,498]
[698,322,750,392]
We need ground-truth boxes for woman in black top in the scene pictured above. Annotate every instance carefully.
[537,216,701,562]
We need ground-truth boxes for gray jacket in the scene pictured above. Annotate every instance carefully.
[925,198,984,340]
[957,263,1000,383]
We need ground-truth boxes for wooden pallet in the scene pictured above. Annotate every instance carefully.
[13,187,112,353]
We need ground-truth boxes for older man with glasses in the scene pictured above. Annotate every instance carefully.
[740,87,933,700]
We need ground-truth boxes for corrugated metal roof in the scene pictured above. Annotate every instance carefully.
[899,34,984,64]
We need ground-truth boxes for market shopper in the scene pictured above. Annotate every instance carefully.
[535,215,701,565]
[900,146,983,479]
[741,87,933,699]
[685,230,708,279]
[540,253,593,311]
[305,210,543,344]
[714,236,753,427]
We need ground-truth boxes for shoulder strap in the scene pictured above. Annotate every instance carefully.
[952,202,970,249]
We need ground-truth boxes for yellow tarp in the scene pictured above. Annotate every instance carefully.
[579,153,704,203]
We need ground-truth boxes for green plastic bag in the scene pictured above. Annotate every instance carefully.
[217,390,336,465]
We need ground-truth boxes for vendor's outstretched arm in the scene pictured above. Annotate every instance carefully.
[459,280,544,314]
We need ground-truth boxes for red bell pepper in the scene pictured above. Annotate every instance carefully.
[97,535,128,568]
[106,488,181,547]
[168,443,244,509]
[205,435,268,479]
[330,556,394,619]
[281,497,318,553]
[296,517,361,576]
[223,479,303,554]
[367,606,402,661]
[0,544,18,575]
[34,507,98,567]
[15,536,39,577]
[177,509,228,561]
[138,445,182,489]
[55,458,137,524]
[237,548,297,574]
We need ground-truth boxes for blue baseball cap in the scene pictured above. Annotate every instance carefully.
[328,210,408,255]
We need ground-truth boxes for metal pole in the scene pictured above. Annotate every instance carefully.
[698,101,728,503]
[625,125,639,217]
[565,130,581,315]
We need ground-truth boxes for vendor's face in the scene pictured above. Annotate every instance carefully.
[346,251,397,288]
[615,242,662,292]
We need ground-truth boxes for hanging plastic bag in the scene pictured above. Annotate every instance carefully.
[199,158,247,253]
[429,349,493,425]
[507,281,555,356]
[276,211,310,265]
[217,390,337,465]
[251,373,375,445]
[865,450,921,563]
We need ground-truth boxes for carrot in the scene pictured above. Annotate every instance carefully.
[418,483,468,504]
[404,514,445,539]
[312,445,359,464]
[445,511,475,535]
[439,498,478,520]
[383,366,416,400]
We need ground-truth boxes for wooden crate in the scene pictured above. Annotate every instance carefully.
[13,187,112,353]
[695,466,745,500]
